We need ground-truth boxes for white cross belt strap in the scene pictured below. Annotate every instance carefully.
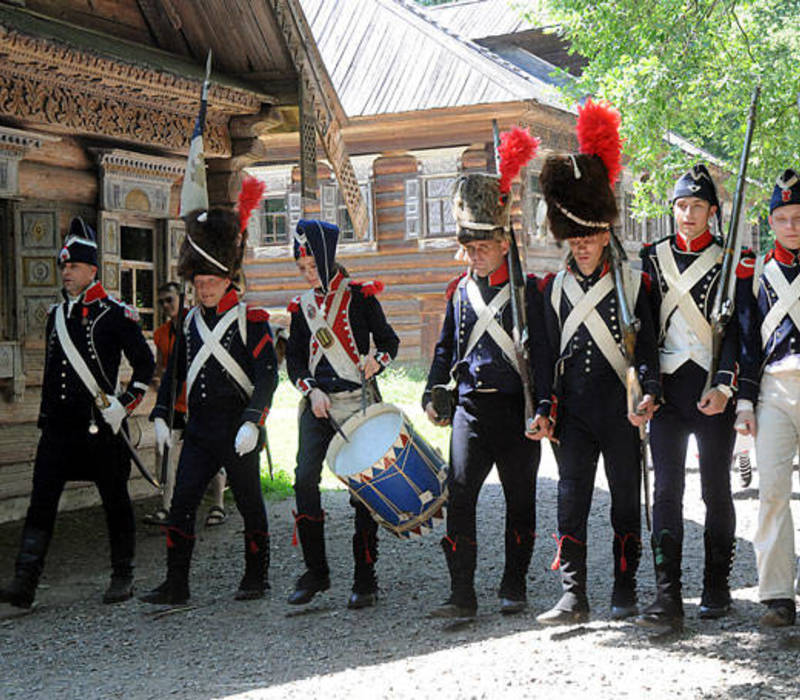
[761,258,800,349]
[186,305,254,400]
[55,303,106,403]
[300,286,362,385]
[656,240,716,348]
[462,278,519,374]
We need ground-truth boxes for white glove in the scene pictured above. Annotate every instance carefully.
[154,417,173,453]
[234,422,260,456]
[101,395,127,434]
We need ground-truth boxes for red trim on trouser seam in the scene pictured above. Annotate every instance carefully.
[160,525,196,548]
[291,510,324,547]
[615,532,639,573]
[550,533,584,571]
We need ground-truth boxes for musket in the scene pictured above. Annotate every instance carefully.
[96,391,160,489]
[161,286,185,487]
[703,85,760,396]
[492,120,537,434]
[609,231,651,530]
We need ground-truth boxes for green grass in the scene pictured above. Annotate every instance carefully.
[259,362,450,498]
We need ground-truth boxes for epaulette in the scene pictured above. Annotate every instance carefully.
[246,306,270,323]
[108,295,140,322]
[350,279,385,297]
[735,248,757,279]
[445,272,468,300]
[639,238,662,259]
[287,295,302,313]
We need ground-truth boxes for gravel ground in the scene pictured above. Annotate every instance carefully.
[1,441,799,700]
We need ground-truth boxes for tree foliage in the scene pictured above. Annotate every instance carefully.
[530,0,800,218]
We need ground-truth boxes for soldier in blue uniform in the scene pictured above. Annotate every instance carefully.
[535,105,660,624]
[285,219,399,609]
[637,165,739,631]
[423,170,552,618]
[142,206,278,605]
[0,218,154,609]
[736,169,800,627]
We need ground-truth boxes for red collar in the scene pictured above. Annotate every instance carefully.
[315,269,346,300]
[83,280,107,304]
[676,229,713,252]
[773,240,800,266]
[216,287,239,313]
[487,260,509,286]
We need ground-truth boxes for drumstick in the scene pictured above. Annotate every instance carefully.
[327,414,350,442]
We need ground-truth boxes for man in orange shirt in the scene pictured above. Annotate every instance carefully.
[143,282,226,527]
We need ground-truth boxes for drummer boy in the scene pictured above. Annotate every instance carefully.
[423,166,553,618]
[285,219,399,609]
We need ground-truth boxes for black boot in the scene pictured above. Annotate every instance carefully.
[430,535,478,618]
[103,559,134,604]
[610,532,641,620]
[288,512,330,605]
[498,528,534,615]
[235,531,270,600]
[0,526,50,609]
[140,527,194,605]
[348,530,378,609]
[699,532,733,619]
[537,535,589,625]
[636,530,684,631]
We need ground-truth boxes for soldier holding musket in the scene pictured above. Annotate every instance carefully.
[0,218,155,609]
[536,101,659,625]
[636,164,742,631]
[423,128,552,618]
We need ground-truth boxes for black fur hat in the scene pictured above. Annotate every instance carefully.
[452,173,511,244]
[539,153,618,240]
[178,208,243,280]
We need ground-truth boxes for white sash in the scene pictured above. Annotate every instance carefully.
[185,305,254,399]
[761,259,800,349]
[461,279,519,374]
[54,303,106,403]
[301,285,362,384]
[655,240,716,349]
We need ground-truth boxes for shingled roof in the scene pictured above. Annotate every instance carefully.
[300,0,565,117]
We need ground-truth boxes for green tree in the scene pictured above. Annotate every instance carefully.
[531,0,800,219]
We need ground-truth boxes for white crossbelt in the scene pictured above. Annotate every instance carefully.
[54,303,108,403]
[301,285,362,384]
[760,258,800,349]
[462,278,519,374]
[552,269,640,386]
[655,241,716,372]
[186,305,254,399]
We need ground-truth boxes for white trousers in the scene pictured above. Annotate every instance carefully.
[754,372,800,601]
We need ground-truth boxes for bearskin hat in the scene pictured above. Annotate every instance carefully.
[178,207,242,280]
[540,99,622,240]
[453,173,510,244]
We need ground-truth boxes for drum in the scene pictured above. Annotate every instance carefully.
[326,402,447,538]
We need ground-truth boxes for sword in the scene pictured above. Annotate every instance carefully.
[360,361,367,416]
[96,392,161,489]
[264,428,274,480]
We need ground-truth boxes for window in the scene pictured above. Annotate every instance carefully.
[424,176,457,237]
[321,181,372,241]
[119,225,154,331]
[405,178,420,238]
[261,196,288,245]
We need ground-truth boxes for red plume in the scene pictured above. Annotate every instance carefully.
[576,99,622,186]
[498,127,540,194]
[237,175,267,232]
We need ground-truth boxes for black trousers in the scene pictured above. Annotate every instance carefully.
[25,425,134,569]
[169,413,267,537]
[447,392,540,542]
[553,381,641,543]
[294,403,374,528]
[649,363,736,544]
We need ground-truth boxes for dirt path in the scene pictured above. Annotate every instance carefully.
[1,445,798,700]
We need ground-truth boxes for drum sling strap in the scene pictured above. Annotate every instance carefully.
[461,278,519,374]
[655,240,717,352]
[301,285,362,385]
[54,303,110,403]
[760,258,800,349]
[185,305,254,400]
[552,268,640,386]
